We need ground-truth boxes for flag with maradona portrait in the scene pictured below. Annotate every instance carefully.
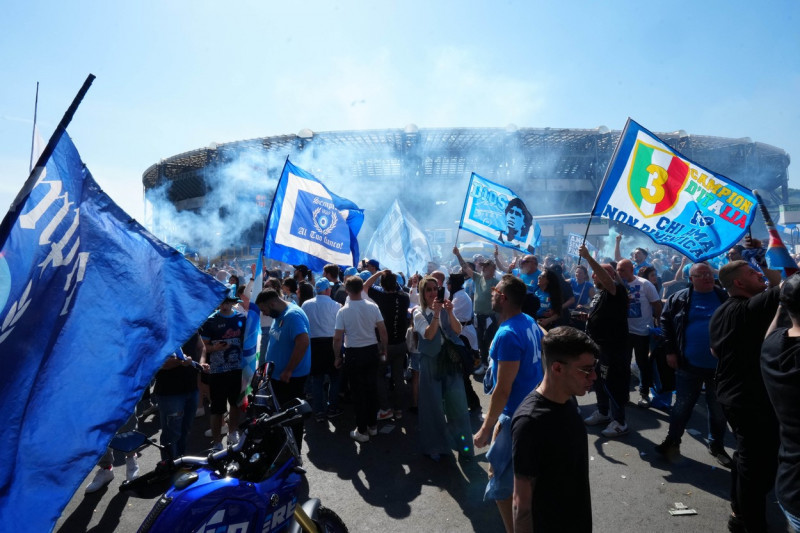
[459,173,541,254]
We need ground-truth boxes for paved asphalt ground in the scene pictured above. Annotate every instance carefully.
[56,376,787,532]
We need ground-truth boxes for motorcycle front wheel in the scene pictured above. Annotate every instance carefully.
[313,507,348,533]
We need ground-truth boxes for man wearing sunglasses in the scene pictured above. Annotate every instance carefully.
[511,326,599,533]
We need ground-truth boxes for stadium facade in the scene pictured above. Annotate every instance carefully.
[142,125,791,259]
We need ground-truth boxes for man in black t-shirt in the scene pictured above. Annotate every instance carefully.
[364,269,410,419]
[578,245,630,438]
[710,257,782,533]
[761,273,800,532]
[511,326,599,533]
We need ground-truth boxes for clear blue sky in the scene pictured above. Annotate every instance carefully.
[2,1,798,221]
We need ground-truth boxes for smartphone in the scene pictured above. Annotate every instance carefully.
[437,287,445,302]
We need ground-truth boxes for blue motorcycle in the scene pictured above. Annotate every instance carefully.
[112,364,348,533]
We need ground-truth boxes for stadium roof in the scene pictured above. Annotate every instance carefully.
[143,125,791,208]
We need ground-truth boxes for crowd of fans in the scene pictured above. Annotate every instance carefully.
[82,235,800,533]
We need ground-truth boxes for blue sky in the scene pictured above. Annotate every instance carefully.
[2,1,798,221]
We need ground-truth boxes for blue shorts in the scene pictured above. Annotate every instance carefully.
[484,413,513,501]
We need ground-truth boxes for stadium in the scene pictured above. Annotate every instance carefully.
[141,125,791,259]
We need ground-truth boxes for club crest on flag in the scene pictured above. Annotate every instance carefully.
[627,140,690,218]
[312,206,337,235]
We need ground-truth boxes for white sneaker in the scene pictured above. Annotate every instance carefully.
[583,410,611,426]
[204,424,229,437]
[601,420,630,438]
[211,441,224,452]
[350,429,369,443]
[367,426,378,436]
[85,467,114,493]
[125,455,140,481]
[377,409,393,421]
[195,406,206,418]
[228,431,239,446]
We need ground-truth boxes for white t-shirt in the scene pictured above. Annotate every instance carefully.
[624,276,660,335]
[334,298,384,348]
[451,290,478,351]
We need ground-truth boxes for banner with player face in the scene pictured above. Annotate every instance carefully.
[459,173,541,254]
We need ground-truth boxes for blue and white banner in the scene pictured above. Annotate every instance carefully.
[364,199,432,277]
[0,133,227,531]
[566,233,596,258]
[593,119,757,262]
[264,160,364,271]
[459,173,541,254]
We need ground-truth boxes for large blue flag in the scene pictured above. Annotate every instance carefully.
[364,199,432,277]
[459,173,541,254]
[592,118,757,262]
[264,160,363,271]
[0,133,227,531]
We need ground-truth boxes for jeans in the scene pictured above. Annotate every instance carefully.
[311,371,342,415]
[157,391,198,460]
[666,365,726,447]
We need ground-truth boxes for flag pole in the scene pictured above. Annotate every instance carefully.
[578,119,630,266]
[28,82,39,173]
[2,74,95,238]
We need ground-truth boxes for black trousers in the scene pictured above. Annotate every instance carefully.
[476,313,498,364]
[594,344,630,424]
[270,376,308,452]
[722,404,779,532]
[345,344,380,433]
[629,333,652,394]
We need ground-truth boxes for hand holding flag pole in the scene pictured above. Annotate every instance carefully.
[753,189,798,276]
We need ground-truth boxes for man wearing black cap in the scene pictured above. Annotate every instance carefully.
[710,256,782,532]
[761,273,800,532]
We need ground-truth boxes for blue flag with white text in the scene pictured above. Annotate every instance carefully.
[0,133,227,531]
[364,199,432,277]
[459,173,541,254]
[264,160,364,271]
[592,119,757,262]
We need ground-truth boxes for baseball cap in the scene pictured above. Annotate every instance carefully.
[359,270,371,281]
[315,278,332,294]
[366,258,380,270]
[344,266,358,277]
